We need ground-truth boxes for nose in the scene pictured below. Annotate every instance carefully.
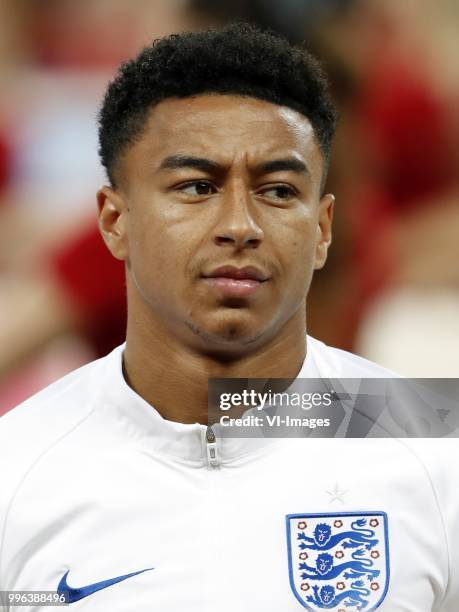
[213,183,264,250]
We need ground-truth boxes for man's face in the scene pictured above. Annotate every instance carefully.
[98,95,333,352]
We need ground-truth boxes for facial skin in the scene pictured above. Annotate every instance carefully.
[97,95,334,423]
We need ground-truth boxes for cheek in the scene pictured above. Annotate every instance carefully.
[127,206,198,299]
[275,214,317,280]
[127,212,174,289]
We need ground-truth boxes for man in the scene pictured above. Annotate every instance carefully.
[0,24,458,611]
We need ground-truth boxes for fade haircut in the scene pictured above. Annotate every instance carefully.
[98,23,337,187]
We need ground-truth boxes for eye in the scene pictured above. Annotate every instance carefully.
[258,185,297,200]
[177,180,217,197]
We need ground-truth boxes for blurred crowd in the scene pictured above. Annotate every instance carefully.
[1,0,458,414]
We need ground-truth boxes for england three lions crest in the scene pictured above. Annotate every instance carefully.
[286,512,389,610]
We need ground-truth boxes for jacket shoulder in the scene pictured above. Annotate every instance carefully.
[0,349,119,518]
[307,335,400,378]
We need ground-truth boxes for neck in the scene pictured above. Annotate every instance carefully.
[123,306,307,425]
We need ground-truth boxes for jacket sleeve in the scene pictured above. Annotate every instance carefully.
[414,438,459,610]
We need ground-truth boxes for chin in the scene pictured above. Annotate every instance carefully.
[185,315,267,349]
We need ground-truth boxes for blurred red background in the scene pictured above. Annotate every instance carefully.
[1,0,458,414]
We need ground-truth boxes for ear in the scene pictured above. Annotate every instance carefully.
[97,186,129,261]
[314,193,335,270]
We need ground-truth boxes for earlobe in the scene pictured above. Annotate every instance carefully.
[97,186,129,261]
[314,193,334,270]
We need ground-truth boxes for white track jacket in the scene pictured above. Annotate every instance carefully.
[0,336,458,611]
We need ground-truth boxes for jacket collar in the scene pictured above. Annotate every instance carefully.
[102,337,322,464]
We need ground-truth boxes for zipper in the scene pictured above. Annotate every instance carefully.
[205,426,220,469]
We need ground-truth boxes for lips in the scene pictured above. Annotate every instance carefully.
[204,265,269,282]
[202,265,269,298]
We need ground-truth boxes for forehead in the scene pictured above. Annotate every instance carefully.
[123,94,323,179]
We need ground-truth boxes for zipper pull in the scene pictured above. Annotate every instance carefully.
[206,426,220,469]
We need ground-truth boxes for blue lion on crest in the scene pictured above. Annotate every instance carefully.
[306,580,371,609]
[298,519,378,551]
[299,548,380,582]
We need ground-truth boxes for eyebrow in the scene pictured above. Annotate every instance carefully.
[159,155,224,173]
[158,154,310,177]
[254,157,310,177]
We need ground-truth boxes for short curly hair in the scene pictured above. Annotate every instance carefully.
[98,23,337,187]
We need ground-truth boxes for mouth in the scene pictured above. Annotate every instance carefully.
[202,265,269,298]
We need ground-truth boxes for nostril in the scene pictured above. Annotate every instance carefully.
[214,235,261,248]
[215,235,235,246]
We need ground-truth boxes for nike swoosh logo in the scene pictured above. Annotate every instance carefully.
[57,567,154,603]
